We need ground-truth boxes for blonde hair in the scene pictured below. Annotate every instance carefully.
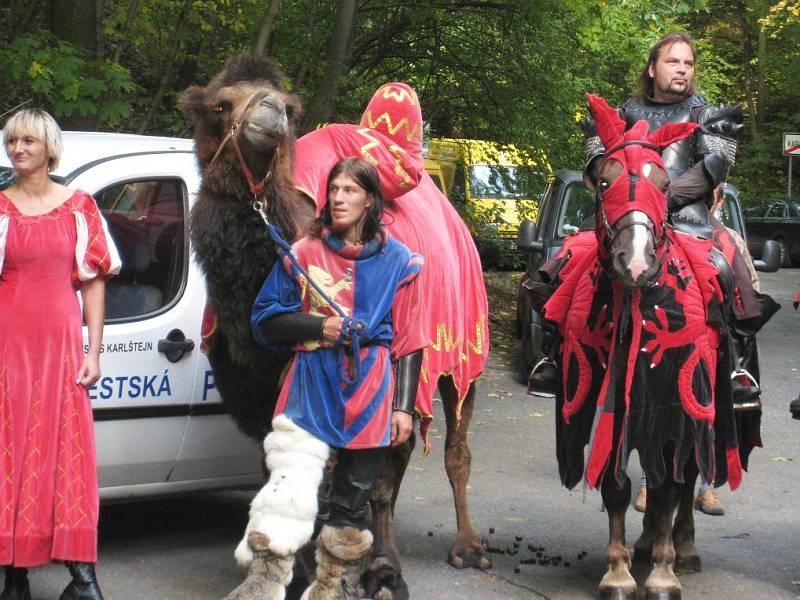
[3,108,63,171]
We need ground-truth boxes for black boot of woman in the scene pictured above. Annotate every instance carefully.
[59,563,104,600]
[0,567,31,600]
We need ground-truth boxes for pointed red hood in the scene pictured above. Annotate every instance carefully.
[359,83,424,160]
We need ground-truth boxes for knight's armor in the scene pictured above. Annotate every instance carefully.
[583,94,743,238]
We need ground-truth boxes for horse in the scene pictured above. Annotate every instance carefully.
[539,94,758,599]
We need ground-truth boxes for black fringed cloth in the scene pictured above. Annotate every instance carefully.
[542,230,760,491]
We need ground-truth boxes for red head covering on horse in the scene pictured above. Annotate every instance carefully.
[587,94,697,242]
[541,94,755,493]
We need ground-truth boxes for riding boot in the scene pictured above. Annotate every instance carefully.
[730,334,761,411]
[0,567,31,600]
[528,322,561,396]
[300,525,373,600]
[790,395,800,420]
[58,562,103,600]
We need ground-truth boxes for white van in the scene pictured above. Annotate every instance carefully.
[0,132,263,502]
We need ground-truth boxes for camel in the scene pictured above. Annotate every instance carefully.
[180,56,491,599]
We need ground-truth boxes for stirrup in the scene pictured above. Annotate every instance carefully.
[731,369,761,411]
[527,357,557,397]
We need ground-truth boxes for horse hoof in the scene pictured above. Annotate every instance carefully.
[599,587,635,600]
[447,537,493,570]
[675,553,702,574]
[645,590,681,600]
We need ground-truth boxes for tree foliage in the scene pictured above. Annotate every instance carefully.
[0,0,797,199]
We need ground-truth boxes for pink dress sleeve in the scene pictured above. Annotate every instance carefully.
[73,191,122,281]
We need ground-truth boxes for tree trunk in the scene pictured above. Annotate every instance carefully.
[254,0,281,56]
[111,0,141,63]
[11,0,42,40]
[95,0,105,59]
[293,0,319,90]
[50,0,97,53]
[302,0,359,128]
[755,25,766,133]
[136,0,193,134]
[738,5,758,139]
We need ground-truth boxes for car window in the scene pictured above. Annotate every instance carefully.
[94,178,187,320]
[0,167,16,189]
[766,202,787,218]
[556,182,594,239]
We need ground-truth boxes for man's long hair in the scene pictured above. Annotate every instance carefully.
[635,32,698,101]
[311,157,386,245]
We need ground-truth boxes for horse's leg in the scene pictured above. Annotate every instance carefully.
[643,477,682,599]
[598,471,636,600]
[440,378,491,570]
[672,461,701,574]
[362,437,414,600]
[634,478,656,563]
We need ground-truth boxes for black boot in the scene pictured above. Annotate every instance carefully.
[790,396,800,420]
[528,358,559,395]
[59,562,103,600]
[731,369,761,411]
[0,567,31,600]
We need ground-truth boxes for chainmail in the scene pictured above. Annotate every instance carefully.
[585,135,602,158]
[702,134,737,167]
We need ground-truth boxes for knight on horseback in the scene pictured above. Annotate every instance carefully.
[531,31,773,413]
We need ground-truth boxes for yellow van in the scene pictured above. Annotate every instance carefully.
[425,138,548,246]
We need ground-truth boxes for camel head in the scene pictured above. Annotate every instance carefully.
[180,54,302,180]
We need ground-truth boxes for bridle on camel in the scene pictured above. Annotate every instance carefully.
[596,139,669,263]
[209,103,366,385]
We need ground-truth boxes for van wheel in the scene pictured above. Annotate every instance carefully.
[776,238,792,267]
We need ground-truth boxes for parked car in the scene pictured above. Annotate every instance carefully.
[743,197,800,267]
[0,132,263,502]
[515,171,778,385]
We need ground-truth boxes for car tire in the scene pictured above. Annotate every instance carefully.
[776,238,792,267]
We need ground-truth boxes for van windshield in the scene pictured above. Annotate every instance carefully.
[468,165,544,200]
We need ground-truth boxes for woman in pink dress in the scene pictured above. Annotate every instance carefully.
[0,109,120,600]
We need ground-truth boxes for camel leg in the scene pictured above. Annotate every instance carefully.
[643,478,682,600]
[362,437,415,600]
[598,472,636,600]
[672,463,701,574]
[440,379,491,570]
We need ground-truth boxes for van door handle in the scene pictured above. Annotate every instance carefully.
[158,329,195,362]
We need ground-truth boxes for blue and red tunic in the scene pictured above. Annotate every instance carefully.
[252,231,426,449]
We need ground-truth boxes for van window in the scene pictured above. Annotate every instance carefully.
[468,165,545,200]
[94,179,187,320]
[556,183,594,239]
[451,161,467,204]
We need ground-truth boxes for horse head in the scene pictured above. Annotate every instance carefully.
[587,94,698,287]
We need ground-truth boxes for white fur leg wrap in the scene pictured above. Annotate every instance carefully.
[235,416,330,566]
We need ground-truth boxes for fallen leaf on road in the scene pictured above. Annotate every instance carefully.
[529,412,544,417]
[771,456,794,462]
[504,517,528,523]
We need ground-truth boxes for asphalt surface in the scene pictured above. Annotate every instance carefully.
[24,270,800,600]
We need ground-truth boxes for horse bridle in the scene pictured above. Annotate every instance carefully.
[596,139,669,252]
[207,91,281,226]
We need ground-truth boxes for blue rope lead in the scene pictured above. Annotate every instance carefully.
[267,223,364,385]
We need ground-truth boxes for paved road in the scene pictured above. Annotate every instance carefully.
[26,270,800,599]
